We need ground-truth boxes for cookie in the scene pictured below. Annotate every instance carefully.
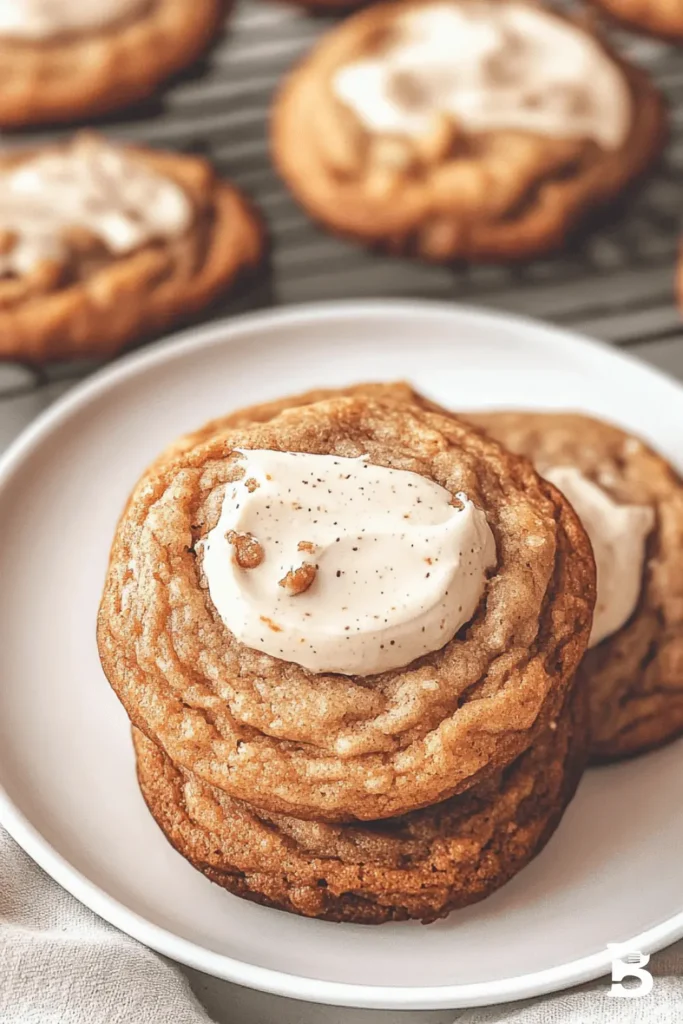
[0,134,263,362]
[133,679,588,924]
[153,382,431,466]
[467,411,683,761]
[271,0,665,261]
[98,386,595,822]
[0,0,224,127]
[589,0,683,41]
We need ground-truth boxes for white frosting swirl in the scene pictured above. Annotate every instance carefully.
[545,466,654,648]
[333,1,631,150]
[0,0,148,39]
[0,136,192,278]
[202,450,496,675]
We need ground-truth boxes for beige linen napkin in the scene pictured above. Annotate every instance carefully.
[1,822,682,1024]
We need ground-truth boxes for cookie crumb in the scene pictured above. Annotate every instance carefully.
[226,530,264,569]
[244,477,260,492]
[279,562,317,595]
[297,540,316,553]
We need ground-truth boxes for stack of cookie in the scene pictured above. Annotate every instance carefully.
[98,383,599,923]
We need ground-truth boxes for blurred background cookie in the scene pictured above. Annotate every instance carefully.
[272,0,666,261]
[0,0,225,127]
[468,411,683,761]
[589,0,683,42]
[0,133,264,361]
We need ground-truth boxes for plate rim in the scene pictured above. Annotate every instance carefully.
[1,298,682,1010]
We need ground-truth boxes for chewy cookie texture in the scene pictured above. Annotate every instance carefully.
[272,0,666,260]
[98,382,598,924]
[0,134,263,362]
[97,384,595,824]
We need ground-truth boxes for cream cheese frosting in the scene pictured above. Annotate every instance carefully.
[545,466,654,647]
[0,0,148,39]
[333,1,631,151]
[202,449,497,675]
[0,136,192,278]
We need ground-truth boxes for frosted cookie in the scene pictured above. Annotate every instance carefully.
[589,0,683,41]
[133,678,588,923]
[0,134,263,361]
[0,0,224,127]
[467,411,683,761]
[98,387,595,822]
[272,0,665,261]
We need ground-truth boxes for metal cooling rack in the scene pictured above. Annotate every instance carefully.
[1,0,683,451]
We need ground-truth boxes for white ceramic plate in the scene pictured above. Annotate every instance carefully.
[1,301,682,1011]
